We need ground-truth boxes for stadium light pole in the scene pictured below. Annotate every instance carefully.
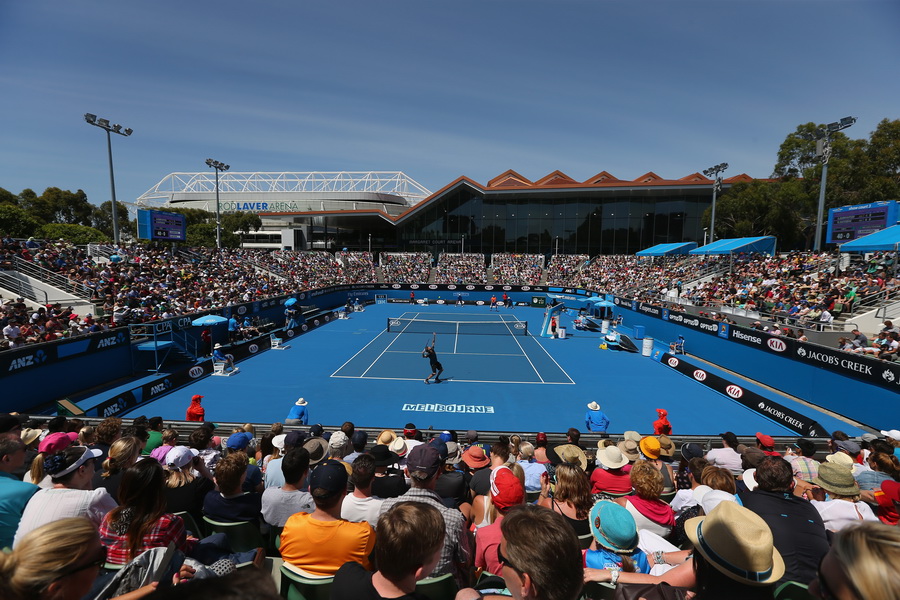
[461,233,466,254]
[205,159,230,249]
[84,113,132,246]
[368,233,372,255]
[811,117,856,253]
[702,163,728,243]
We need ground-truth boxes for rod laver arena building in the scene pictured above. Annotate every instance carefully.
[137,169,753,255]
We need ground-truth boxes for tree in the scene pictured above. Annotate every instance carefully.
[0,187,19,206]
[36,223,109,245]
[186,223,239,248]
[19,187,93,225]
[222,212,262,246]
[92,201,133,241]
[162,207,214,226]
[0,204,42,237]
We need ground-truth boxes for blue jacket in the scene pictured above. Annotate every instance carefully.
[585,410,610,432]
[286,404,308,424]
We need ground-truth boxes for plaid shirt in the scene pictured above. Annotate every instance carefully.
[378,487,471,586]
[786,455,820,482]
[100,512,195,565]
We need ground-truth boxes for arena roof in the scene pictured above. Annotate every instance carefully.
[135,171,432,217]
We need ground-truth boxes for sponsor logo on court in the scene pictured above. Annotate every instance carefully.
[249,344,259,354]
[402,403,495,414]
[502,286,511,291]
[410,284,420,289]
[301,324,308,331]
[429,284,438,289]
[237,306,247,315]
[448,285,457,290]
[149,378,173,397]
[521,286,531,291]
[313,319,320,327]
[726,385,743,398]
[767,338,786,352]
[693,369,707,381]
[485,285,494,290]
[667,357,679,367]
[189,366,204,379]
[392,284,401,289]
[466,285,475,290]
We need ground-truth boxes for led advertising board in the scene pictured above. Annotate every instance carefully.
[827,201,899,244]
[137,210,187,242]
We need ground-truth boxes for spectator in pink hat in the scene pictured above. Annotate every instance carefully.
[23,431,78,488]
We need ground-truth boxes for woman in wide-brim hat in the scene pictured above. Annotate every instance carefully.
[591,444,632,496]
[686,501,784,595]
[639,436,676,495]
[810,462,878,532]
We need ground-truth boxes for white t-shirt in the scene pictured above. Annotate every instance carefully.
[341,494,384,528]
[14,487,117,547]
[705,447,743,474]
[811,499,877,532]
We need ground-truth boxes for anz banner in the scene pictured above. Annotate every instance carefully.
[661,352,825,437]
[0,329,130,379]
[615,295,900,394]
[89,361,213,418]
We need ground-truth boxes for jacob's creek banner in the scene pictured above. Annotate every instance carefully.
[660,352,826,437]
[0,329,130,378]
[612,295,900,395]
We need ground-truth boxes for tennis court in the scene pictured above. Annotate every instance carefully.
[332,312,574,385]
[79,302,865,436]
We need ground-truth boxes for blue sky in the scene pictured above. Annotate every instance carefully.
[1,1,898,208]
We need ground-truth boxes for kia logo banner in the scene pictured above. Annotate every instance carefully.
[660,352,824,436]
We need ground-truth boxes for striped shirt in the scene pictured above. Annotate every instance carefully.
[378,487,471,586]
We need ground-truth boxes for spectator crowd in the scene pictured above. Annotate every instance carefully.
[2,413,900,599]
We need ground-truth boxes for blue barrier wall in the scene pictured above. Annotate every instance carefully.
[619,308,895,429]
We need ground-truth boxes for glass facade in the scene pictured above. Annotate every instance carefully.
[395,185,712,256]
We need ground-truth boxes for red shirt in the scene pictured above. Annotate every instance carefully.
[100,513,195,564]
[590,467,632,495]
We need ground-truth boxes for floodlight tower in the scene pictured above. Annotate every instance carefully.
[702,163,728,243]
[811,117,856,253]
[205,158,230,249]
[84,113,133,246]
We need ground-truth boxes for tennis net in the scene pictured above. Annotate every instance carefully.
[386,318,528,336]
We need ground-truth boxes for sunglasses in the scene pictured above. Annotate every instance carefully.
[497,545,522,573]
[53,547,108,581]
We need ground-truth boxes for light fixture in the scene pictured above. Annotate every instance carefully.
[702,162,728,243]
[206,158,230,249]
[813,116,856,252]
[84,113,133,246]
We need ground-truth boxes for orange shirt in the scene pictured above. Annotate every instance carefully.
[280,512,375,576]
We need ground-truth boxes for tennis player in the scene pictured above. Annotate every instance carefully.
[423,333,443,384]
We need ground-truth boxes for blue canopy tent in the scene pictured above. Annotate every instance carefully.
[635,242,698,257]
[688,236,777,256]
[838,224,900,253]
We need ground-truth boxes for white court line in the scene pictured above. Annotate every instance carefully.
[330,328,396,376]
[360,314,422,377]
[522,335,576,384]
[505,325,545,383]
[330,374,575,385]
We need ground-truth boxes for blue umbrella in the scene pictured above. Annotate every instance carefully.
[284,298,298,307]
[191,315,228,326]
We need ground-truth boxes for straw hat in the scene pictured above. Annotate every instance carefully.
[685,501,785,585]
[639,436,661,460]
[376,429,397,446]
[657,435,675,457]
[623,431,642,443]
[389,437,408,457]
[589,500,638,553]
[20,428,41,446]
[617,439,640,462]
[825,452,854,468]
[554,444,587,471]
[295,398,307,406]
[587,401,601,411]
[596,445,629,470]
[813,463,860,497]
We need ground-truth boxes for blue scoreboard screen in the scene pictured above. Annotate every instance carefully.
[827,201,899,244]
[137,210,187,242]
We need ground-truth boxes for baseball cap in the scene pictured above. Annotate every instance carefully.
[165,446,199,469]
[881,429,900,440]
[490,466,524,511]
[445,441,462,465]
[466,430,479,442]
[351,430,368,449]
[39,432,78,454]
[191,394,204,402]
[329,431,350,450]
[284,431,306,448]
[47,446,103,479]
[428,438,449,461]
[406,444,442,478]
[309,424,325,437]
[308,459,349,496]
[834,440,860,455]
[860,433,878,443]
[535,432,547,443]
[755,432,775,448]
[226,432,253,450]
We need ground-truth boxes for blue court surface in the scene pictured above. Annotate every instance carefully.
[99,303,863,436]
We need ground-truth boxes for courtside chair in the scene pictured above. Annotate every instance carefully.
[774,581,815,600]
[173,511,203,540]
[415,572,458,600]
[202,516,266,553]
[279,562,334,600]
